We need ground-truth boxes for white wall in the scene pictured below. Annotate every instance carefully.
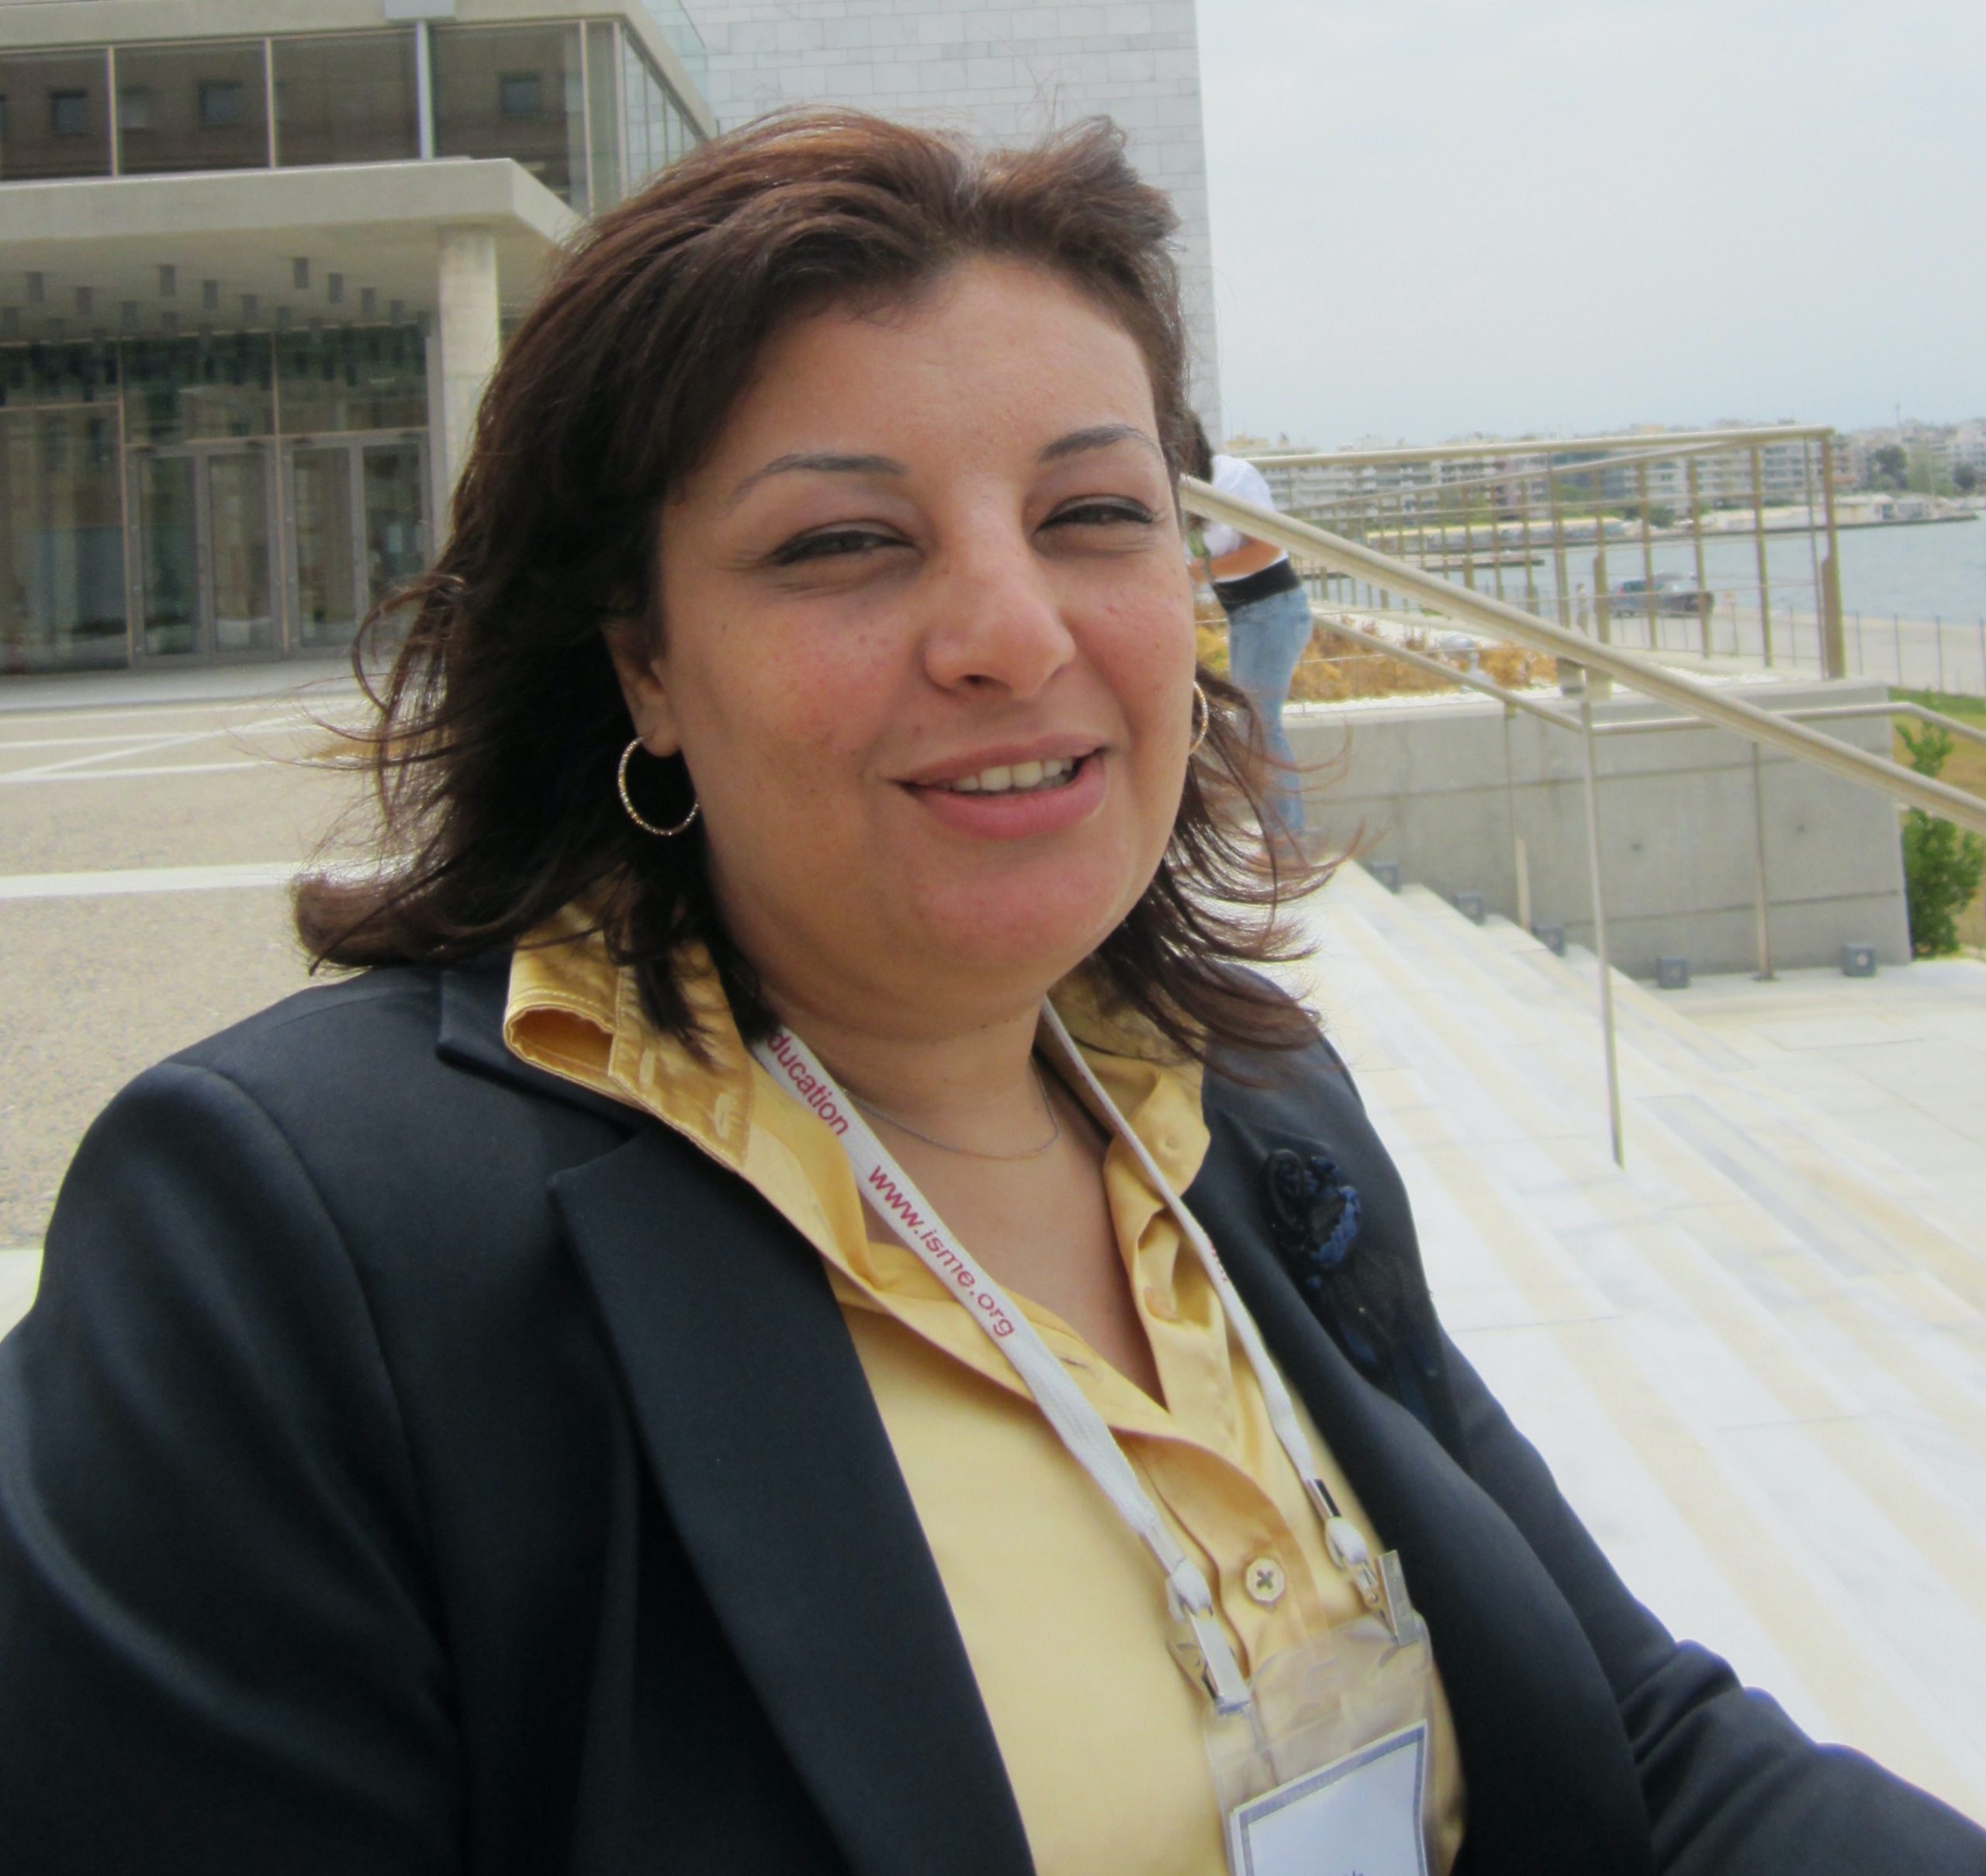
[683,1,1220,430]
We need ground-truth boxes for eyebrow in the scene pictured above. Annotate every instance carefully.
[1038,423,1164,465]
[724,424,1162,509]
[724,451,908,509]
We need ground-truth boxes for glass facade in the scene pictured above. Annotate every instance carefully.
[277,327,428,435]
[273,32,420,169]
[0,50,112,180]
[621,33,698,189]
[1,22,700,206]
[432,22,586,206]
[123,334,274,446]
[0,400,125,674]
[0,333,427,671]
[114,41,270,176]
[0,18,707,671]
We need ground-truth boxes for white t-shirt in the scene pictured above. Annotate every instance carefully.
[1199,454,1290,567]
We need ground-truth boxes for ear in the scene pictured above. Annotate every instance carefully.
[605,624,683,758]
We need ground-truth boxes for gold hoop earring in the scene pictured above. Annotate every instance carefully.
[617,738,700,838]
[1188,680,1213,757]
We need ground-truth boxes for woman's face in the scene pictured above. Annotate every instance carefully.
[615,258,1198,1031]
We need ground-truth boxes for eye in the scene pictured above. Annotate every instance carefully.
[769,526,904,567]
[1043,497,1158,531]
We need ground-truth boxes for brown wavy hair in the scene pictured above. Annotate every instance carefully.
[296,108,1326,1058]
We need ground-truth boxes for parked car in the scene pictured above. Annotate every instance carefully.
[1608,573,1711,617]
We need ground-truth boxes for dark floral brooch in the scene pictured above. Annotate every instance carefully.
[1262,1147,1362,1286]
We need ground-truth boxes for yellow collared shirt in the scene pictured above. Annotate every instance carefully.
[506,910,1465,1874]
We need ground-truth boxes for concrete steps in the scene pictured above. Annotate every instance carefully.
[1273,862,1986,1821]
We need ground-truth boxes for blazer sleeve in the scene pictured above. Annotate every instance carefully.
[0,1061,459,1874]
[1441,1333,1986,1875]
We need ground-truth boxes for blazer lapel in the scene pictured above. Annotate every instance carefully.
[1192,1093,1652,1875]
[550,1123,1035,1876]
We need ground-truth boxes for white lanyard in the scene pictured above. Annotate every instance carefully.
[749,1006,1384,1718]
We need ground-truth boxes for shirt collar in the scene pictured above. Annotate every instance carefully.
[503,911,1211,1210]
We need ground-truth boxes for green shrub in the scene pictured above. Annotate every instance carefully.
[1898,723,1986,956]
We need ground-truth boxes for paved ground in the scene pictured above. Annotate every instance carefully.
[1,663,368,1248]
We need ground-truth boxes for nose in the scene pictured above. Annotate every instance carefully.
[919,520,1077,700]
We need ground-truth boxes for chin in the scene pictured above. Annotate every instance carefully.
[910,864,1150,986]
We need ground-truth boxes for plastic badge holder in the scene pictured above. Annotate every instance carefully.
[1205,1564,1438,1876]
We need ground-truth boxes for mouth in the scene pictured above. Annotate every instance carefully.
[926,754,1086,797]
[900,746,1108,841]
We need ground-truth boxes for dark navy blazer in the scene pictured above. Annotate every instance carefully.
[2,954,1980,1874]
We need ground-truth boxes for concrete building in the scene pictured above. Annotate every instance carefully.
[0,2,712,675]
[689,2,1219,429]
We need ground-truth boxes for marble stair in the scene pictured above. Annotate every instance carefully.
[1273,860,1986,1822]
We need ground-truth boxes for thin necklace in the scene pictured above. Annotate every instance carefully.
[850,1059,1063,1162]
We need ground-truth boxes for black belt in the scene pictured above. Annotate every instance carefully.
[1213,557,1303,611]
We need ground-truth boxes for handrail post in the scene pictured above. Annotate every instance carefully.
[1637,460,1658,648]
[1751,443,1774,666]
[1820,431,1846,678]
[1688,456,1711,657]
[1579,694,1625,1167]
[1503,703,1532,933]
[1548,462,1572,628]
[1591,469,1613,647]
[1750,743,1777,980]
[1520,481,1538,614]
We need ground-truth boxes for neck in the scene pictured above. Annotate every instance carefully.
[762,980,1054,1156]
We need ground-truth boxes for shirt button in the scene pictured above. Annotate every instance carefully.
[1244,1556,1287,1607]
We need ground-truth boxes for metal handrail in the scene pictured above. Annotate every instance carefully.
[1183,476,1986,839]
[1591,702,1986,746]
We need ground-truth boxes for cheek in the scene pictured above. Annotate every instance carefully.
[1095,574,1197,715]
[676,611,899,807]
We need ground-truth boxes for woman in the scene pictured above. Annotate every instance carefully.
[1186,417,1314,848]
[1,112,1979,1876]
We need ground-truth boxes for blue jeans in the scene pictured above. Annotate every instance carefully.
[1224,583,1313,838]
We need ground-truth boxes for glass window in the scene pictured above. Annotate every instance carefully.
[584,21,621,211]
[580,24,619,211]
[276,325,427,436]
[431,23,585,207]
[123,334,274,446]
[0,344,127,673]
[619,34,698,193]
[498,72,541,119]
[198,80,246,129]
[115,41,268,176]
[0,51,111,179]
[272,31,418,168]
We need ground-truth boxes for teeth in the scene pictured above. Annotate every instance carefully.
[943,756,1077,796]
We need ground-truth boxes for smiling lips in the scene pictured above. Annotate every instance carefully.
[939,756,1078,795]
[903,748,1106,839]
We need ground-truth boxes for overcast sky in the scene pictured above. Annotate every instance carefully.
[1198,0,1984,448]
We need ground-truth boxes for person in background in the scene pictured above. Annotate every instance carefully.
[1187,417,1315,850]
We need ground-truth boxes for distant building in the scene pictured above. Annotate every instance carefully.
[1243,424,1850,523]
